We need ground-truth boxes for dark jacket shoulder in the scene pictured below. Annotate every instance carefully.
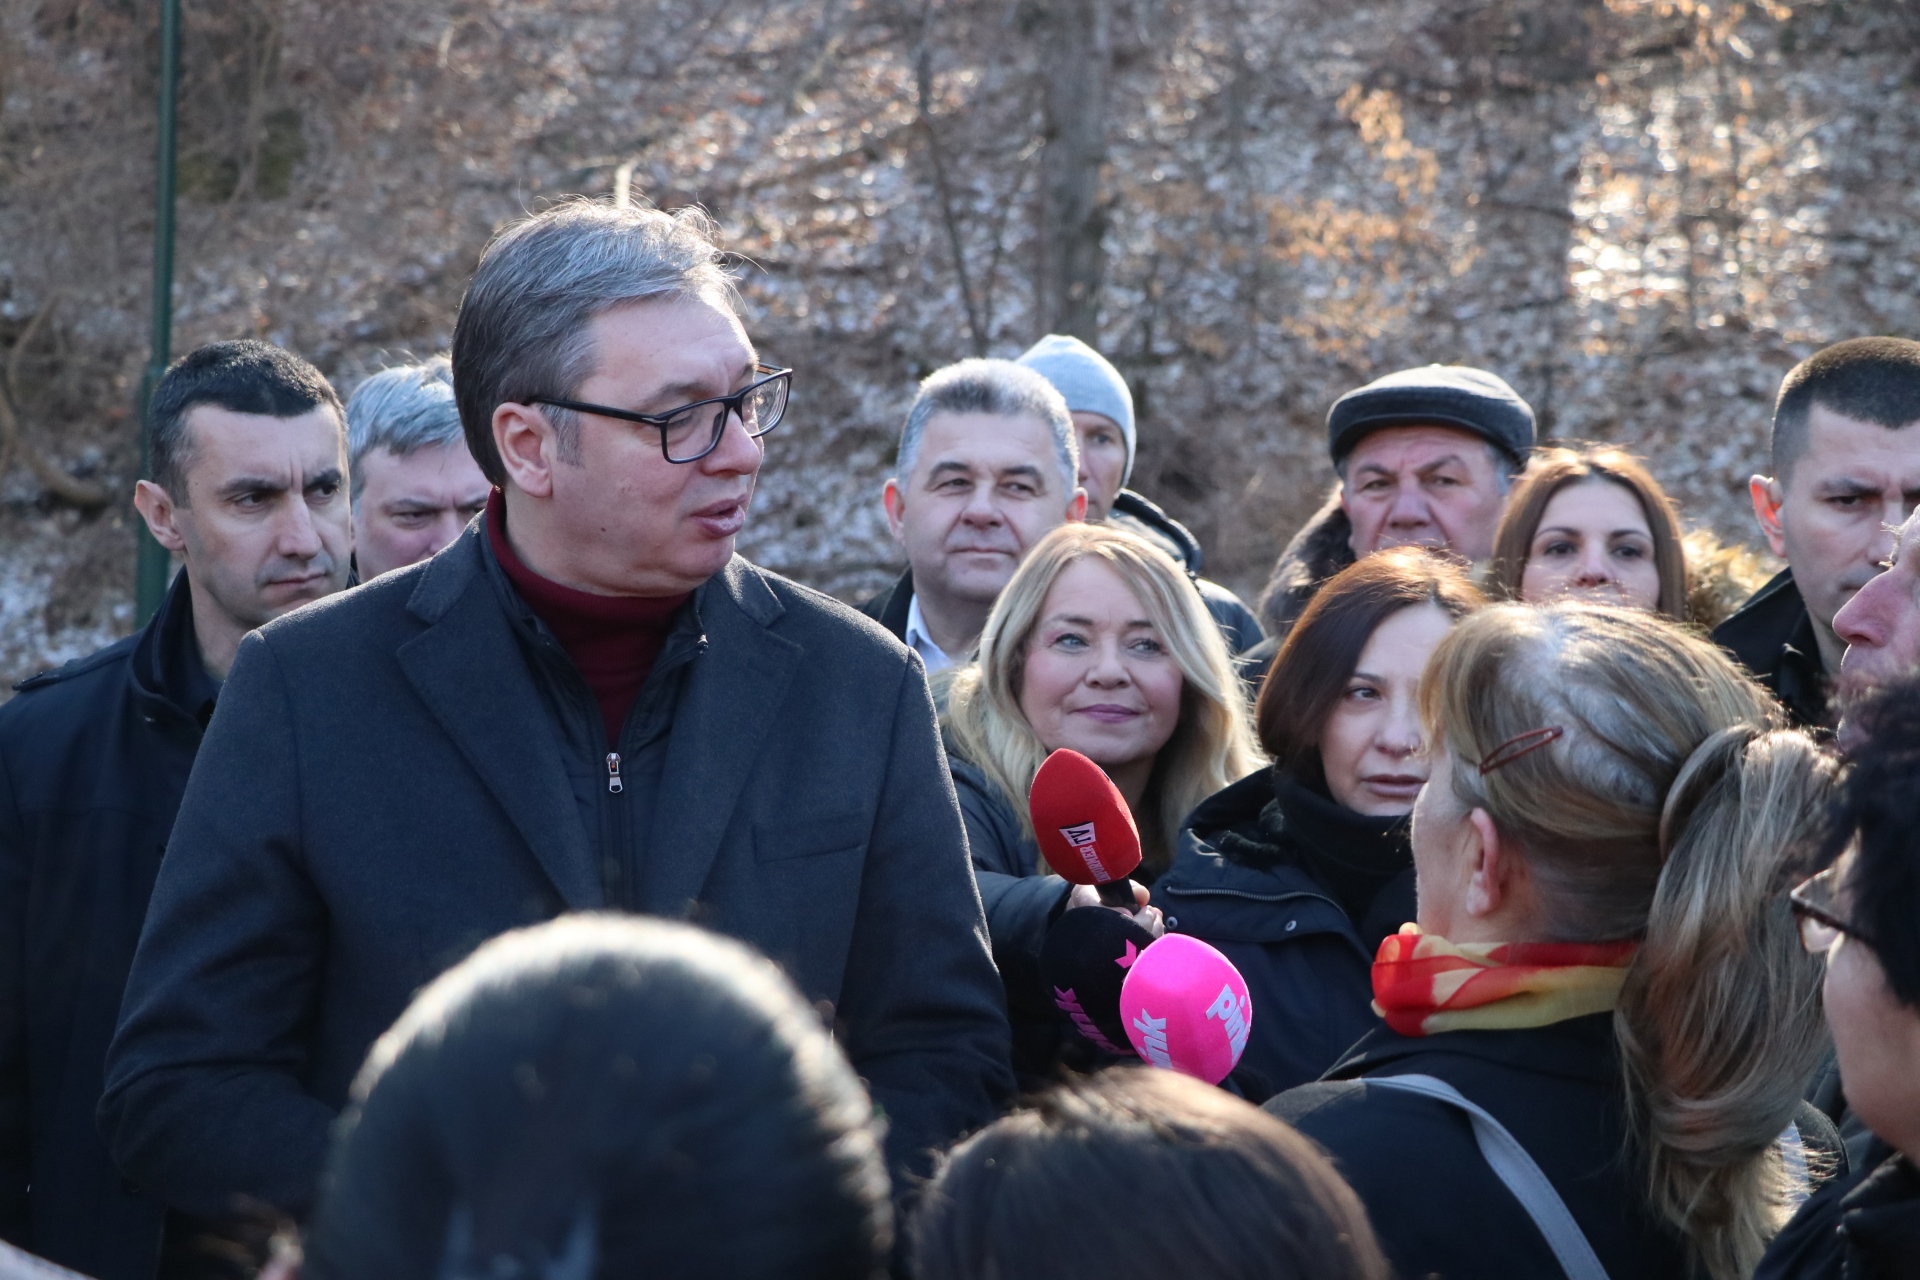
[1268,1015,1688,1280]
[1710,568,1830,727]
[856,569,913,643]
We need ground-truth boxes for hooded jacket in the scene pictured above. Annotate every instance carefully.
[1153,768,1412,1101]
[0,571,213,1280]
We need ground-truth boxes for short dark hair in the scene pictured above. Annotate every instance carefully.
[1772,337,1920,482]
[451,199,736,487]
[913,1068,1389,1280]
[145,339,343,502]
[1256,546,1485,784]
[1830,675,1920,1010]
[302,916,891,1280]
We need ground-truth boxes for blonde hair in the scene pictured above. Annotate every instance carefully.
[946,524,1263,877]
[1420,602,1833,1280]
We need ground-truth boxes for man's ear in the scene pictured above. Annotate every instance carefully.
[133,479,188,554]
[883,477,907,545]
[1067,487,1088,523]
[494,404,558,500]
[1750,474,1789,559]
[1463,807,1510,920]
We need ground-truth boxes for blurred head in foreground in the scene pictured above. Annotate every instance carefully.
[302,915,891,1280]
[912,1068,1387,1280]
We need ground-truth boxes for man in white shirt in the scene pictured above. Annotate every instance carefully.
[860,360,1085,669]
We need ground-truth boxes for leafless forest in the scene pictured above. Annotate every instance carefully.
[2,0,1918,684]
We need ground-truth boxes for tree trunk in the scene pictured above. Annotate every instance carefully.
[1037,0,1112,343]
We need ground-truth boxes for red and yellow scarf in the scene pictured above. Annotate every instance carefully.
[1371,924,1638,1037]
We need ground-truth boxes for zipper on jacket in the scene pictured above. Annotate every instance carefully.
[605,752,624,795]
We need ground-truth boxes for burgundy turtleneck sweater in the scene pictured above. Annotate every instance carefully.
[486,493,689,746]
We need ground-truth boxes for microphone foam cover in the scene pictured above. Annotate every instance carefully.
[1120,933,1253,1086]
[1040,907,1158,1056]
[1028,749,1142,885]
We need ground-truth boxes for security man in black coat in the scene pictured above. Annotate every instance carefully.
[0,341,353,1280]
[100,203,1013,1241]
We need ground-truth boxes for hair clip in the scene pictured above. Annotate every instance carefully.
[1478,725,1565,775]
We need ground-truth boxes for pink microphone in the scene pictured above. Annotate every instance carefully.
[1119,933,1253,1085]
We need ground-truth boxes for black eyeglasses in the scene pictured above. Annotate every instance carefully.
[1789,862,1877,955]
[532,365,792,464]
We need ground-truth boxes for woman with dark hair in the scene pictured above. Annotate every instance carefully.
[1488,445,1690,619]
[1154,547,1485,1099]
[1760,674,1920,1279]
[912,1067,1389,1280]
[301,915,891,1280]
[1268,603,1843,1280]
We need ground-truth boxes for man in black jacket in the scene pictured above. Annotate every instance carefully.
[100,202,1012,1242]
[1713,337,1920,729]
[0,341,351,1280]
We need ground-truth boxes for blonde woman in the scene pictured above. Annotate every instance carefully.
[943,523,1262,1077]
[1266,602,1844,1280]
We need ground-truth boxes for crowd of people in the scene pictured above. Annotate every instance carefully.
[1,196,1917,1280]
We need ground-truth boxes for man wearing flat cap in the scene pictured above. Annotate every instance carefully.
[1252,364,1534,651]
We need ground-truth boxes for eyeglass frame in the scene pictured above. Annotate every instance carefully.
[1788,861,1878,956]
[530,364,793,464]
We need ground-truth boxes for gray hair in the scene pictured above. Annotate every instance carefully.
[346,356,465,505]
[451,199,738,486]
[895,359,1079,495]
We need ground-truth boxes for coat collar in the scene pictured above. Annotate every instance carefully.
[1325,1009,1620,1085]
[399,527,798,915]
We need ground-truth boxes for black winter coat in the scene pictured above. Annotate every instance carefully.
[99,527,1013,1225]
[1268,1015,1691,1279]
[1154,769,1412,1102]
[0,571,214,1280]
[1712,568,1831,729]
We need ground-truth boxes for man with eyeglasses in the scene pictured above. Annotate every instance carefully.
[100,201,1013,1241]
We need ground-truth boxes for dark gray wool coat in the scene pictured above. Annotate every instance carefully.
[99,525,1013,1224]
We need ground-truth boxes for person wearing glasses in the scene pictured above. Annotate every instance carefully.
[1265,602,1844,1280]
[860,359,1086,672]
[98,200,1014,1246]
[1760,675,1920,1280]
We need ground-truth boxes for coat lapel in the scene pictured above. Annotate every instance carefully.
[645,560,800,917]
[396,536,603,911]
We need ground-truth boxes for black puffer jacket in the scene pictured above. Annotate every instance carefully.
[0,571,212,1280]
[1153,768,1413,1102]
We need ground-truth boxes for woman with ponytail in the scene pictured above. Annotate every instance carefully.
[1267,601,1844,1280]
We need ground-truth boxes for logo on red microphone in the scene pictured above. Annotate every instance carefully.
[1058,821,1110,882]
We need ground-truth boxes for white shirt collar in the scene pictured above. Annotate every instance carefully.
[903,593,958,673]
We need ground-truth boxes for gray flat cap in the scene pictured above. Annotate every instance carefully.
[1327,364,1535,465]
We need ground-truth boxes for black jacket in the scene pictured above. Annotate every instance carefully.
[1269,1015,1846,1280]
[1712,568,1830,729]
[99,526,1012,1224]
[858,569,915,645]
[1759,1139,1920,1280]
[1240,489,1357,687]
[1269,1015,1688,1279]
[0,572,214,1280]
[1154,769,1412,1102]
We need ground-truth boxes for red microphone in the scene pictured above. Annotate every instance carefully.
[1028,748,1143,911]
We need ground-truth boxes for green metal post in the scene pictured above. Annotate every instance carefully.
[135,0,181,624]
